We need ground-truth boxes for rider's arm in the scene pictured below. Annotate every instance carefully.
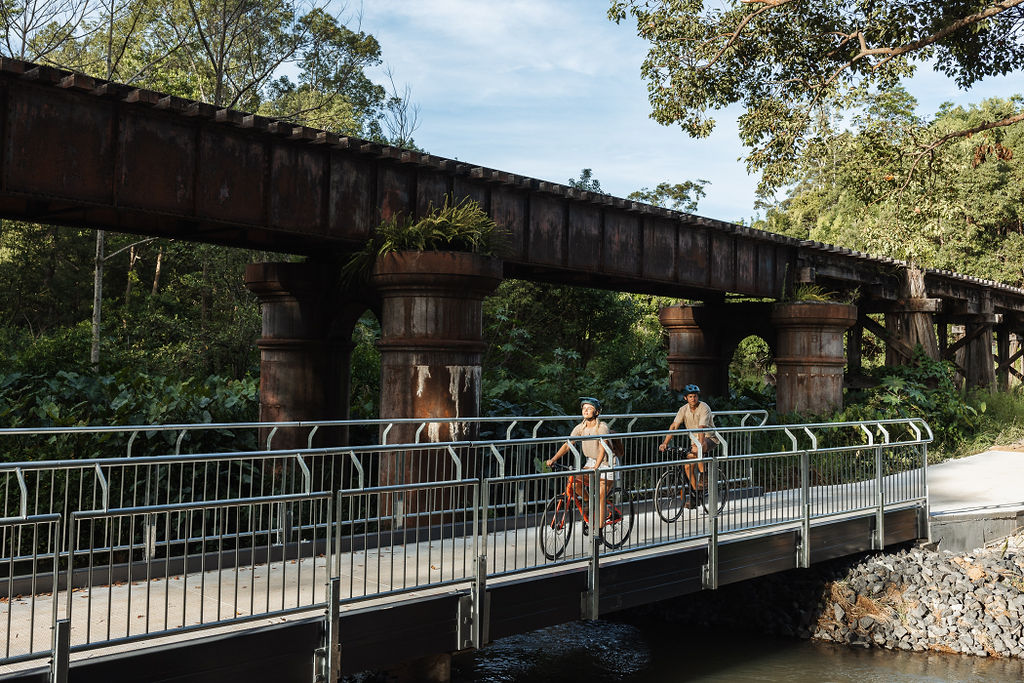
[660,418,682,450]
[546,441,570,467]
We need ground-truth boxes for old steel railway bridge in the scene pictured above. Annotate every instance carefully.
[0,412,931,682]
[0,57,1020,448]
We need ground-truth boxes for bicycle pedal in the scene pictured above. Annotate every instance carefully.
[582,522,589,535]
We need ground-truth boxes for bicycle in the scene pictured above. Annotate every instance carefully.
[654,445,729,522]
[539,462,636,560]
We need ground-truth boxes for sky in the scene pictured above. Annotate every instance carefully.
[357,0,1022,225]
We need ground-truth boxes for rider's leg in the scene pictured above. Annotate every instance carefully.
[599,476,611,524]
[684,445,699,489]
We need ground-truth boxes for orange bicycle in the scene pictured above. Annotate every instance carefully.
[539,463,635,560]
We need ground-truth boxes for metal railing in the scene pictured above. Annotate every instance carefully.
[0,416,930,670]
[0,409,768,458]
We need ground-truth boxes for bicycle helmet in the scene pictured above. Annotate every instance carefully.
[578,396,602,412]
[683,384,701,395]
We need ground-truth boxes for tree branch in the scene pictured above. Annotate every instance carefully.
[699,0,796,70]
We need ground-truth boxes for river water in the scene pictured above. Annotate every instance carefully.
[451,616,1024,682]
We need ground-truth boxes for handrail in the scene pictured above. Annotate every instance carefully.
[0,409,770,439]
[0,417,933,473]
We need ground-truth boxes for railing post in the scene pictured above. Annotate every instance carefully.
[314,578,341,682]
[798,449,811,568]
[459,483,489,650]
[874,445,885,549]
[703,455,719,590]
[582,469,600,619]
[49,618,69,683]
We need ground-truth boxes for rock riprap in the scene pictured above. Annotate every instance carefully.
[648,532,1024,658]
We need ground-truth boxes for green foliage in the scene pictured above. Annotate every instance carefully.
[838,348,983,452]
[755,92,1024,286]
[0,369,258,461]
[568,168,604,193]
[482,281,675,415]
[0,230,265,378]
[609,0,1024,197]
[628,179,708,212]
[343,198,503,282]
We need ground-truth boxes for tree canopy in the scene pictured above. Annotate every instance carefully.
[609,0,1024,195]
[755,89,1024,283]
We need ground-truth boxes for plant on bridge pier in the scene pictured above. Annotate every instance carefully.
[341,197,504,282]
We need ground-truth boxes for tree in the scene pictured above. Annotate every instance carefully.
[568,168,604,193]
[628,179,708,212]
[0,0,91,62]
[755,90,1024,283]
[609,0,1024,196]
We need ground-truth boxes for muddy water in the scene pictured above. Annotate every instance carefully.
[452,617,1024,682]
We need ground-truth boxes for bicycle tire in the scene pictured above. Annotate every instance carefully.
[654,468,687,523]
[698,464,729,515]
[539,493,574,560]
[600,485,635,549]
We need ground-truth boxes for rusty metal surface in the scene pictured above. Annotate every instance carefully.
[372,252,503,490]
[771,302,858,415]
[0,58,1023,314]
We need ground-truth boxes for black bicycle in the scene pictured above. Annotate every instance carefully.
[539,463,636,560]
[654,445,729,521]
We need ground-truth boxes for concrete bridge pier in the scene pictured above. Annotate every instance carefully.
[372,251,503,494]
[658,304,729,397]
[771,302,857,415]
[244,261,358,450]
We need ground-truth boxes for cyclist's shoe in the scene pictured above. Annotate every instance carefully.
[582,521,589,536]
[683,496,696,510]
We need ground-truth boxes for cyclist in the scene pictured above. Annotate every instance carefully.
[546,397,618,525]
[658,384,717,509]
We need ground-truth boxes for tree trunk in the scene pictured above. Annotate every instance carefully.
[91,230,105,368]
[151,247,163,295]
[125,244,138,299]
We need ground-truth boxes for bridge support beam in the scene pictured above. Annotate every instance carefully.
[245,261,357,450]
[658,305,728,397]
[372,252,503,487]
[771,302,857,415]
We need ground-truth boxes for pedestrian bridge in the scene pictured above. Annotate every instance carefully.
[0,412,931,682]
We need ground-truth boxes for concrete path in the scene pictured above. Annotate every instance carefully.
[928,444,1024,552]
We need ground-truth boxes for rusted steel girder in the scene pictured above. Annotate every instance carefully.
[771,303,857,416]
[371,252,502,512]
[3,59,1024,316]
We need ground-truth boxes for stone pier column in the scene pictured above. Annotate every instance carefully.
[771,302,857,415]
[658,305,728,397]
[244,261,353,450]
[372,251,503,491]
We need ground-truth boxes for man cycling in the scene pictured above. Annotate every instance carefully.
[546,397,618,525]
[658,384,716,509]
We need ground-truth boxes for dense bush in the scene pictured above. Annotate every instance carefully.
[0,370,258,461]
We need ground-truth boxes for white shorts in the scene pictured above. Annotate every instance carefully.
[585,456,619,482]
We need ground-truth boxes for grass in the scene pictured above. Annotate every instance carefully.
[928,387,1024,463]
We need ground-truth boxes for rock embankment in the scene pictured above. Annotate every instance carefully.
[653,532,1024,658]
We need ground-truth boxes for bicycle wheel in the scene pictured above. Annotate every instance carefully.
[539,494,574,560]
[654,467,687,523]
[600,485,635,549]
[697,463,729,515]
